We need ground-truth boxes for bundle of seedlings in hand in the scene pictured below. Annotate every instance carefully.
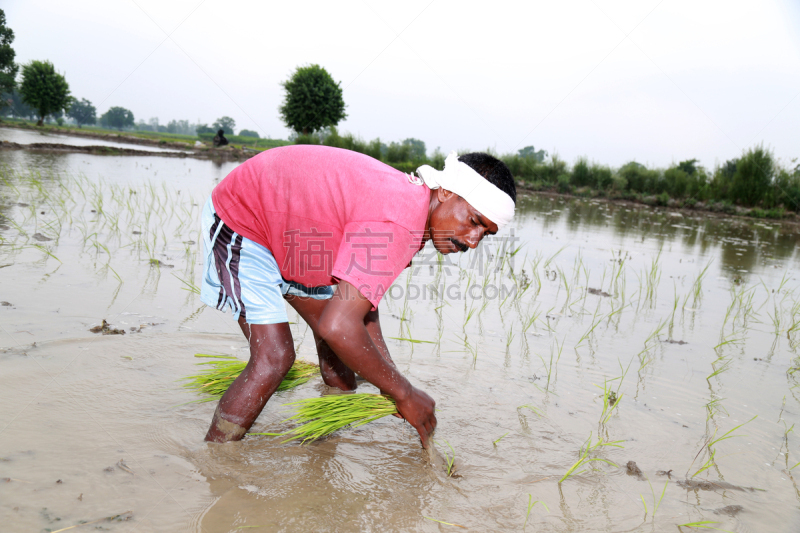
[256,393,399,444]
[182,354,320,401]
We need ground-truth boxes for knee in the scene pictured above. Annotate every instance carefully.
[249,349,295,377]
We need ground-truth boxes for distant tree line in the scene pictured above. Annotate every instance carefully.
[2,11,796,216]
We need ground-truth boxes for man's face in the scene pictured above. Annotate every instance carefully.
[429,189,499,254]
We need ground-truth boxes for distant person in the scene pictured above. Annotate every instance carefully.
[199,145,516,447]
[213,128,228,147]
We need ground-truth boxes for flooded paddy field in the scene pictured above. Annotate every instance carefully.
[1,151,800,532]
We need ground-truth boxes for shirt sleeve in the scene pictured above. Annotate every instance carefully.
[331,221,420,310]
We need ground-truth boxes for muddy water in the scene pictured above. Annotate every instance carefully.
[2,152,800,532]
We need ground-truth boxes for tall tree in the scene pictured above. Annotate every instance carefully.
[0,9,18,114]
[67,97,96,127]
[100,106,134,130]
[518,145,548,163]
[212,116,236,135]
[1,89,34,119]
[279,64,346,135]
[20,60,71,126]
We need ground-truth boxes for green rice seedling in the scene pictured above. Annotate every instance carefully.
[498,288,514,309]
[182,354,319,401]
[596,378,623,425]
[518,404,543,418]
[506,326,515,348]
[387,336,435,344]
[704,396,728,420]
[529,254,542,294]
[172,273,201,295]
[422,516,466,528]
[436,304,446,344]
[668,282,680,336]
[576,301,603,347]
[571,251,583,287]
[677,520,733,532]
[521,305,541,335]
[463,305,477,329]
[712,331,743,352]
[493,432,509,446]
[637,318,667,370]
[767,301,783,336]
[635,248,662,309]
[682,260,713,311]
[688,416,757,478]
[107,264,123,284]
[639,476,668,519]
[706,355,732,382]
[436,439,457,476]
[557,266,571,308]
[543,245,566,271]
[258,393,398,444]
[539,336,564,391]
[559,432,623,483]
[787,299,800,338]
[30,244,62,264]
[523,496,548,529]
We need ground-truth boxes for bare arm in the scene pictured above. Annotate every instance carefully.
[317,281,436,448]
[365,308,396,369]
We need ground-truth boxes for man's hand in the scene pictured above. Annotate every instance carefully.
[317,280,437,448]
[393,385,437,449]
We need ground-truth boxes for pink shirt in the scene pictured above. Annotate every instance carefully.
[212,145,430,308]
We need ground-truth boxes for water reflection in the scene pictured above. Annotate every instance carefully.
[515,194,799,277]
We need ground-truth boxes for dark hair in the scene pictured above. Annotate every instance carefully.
[458,152,516,204]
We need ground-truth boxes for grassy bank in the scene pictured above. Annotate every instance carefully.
[298,128,800,219]
[0,118,290,151]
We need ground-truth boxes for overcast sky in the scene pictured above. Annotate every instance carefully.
[7,0,800,168]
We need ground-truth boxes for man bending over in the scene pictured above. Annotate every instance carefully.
[200,145,516,448]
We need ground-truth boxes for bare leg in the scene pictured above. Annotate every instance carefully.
[204,315,295,443]
[285,295,357,391]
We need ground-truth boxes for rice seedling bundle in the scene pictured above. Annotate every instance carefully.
[182,354,320,401]
[254,393,398,444]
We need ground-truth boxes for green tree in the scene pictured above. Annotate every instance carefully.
[402,138,426,160]
[67,97,96,127]
[0,89,33,119]
[212,116,236,135]
[196,123,214,134]
[0,9,18,113]
[279,64,346,135]
[730,145,774,206]
[518,145,548,162]
[239,129,259,138]
[677,158,699,175]
[100,106,134,130]
[19,60,71,126]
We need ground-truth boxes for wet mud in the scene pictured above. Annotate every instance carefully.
[89,319,126,335]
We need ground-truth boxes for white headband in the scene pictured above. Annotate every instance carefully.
[415,151,515,229]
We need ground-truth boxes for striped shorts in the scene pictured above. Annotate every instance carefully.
[200,196,334,324]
